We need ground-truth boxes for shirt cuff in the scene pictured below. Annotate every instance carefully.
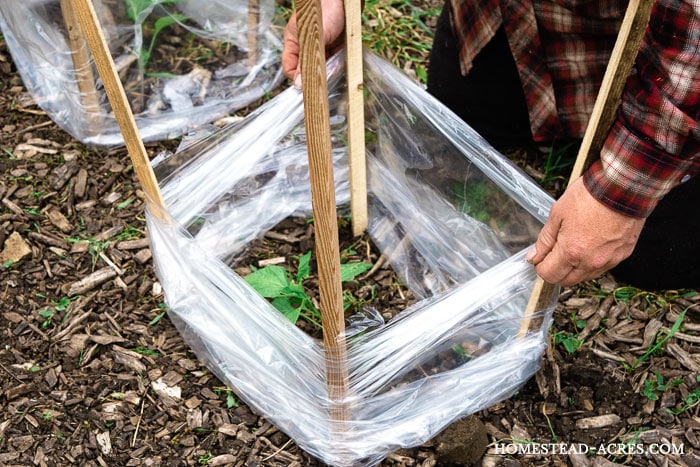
[582,120,693,218]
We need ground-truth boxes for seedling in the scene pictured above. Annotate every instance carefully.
[552,330,583,354]
[538,140,577,190]
[225,389,238,409]
[454,179,492,224]
[197,452,213,465]
[642,372,683,401]
[117,198,135,210]
[667,376,700,415]
[130,346,160,357]
[36,295,73,329]
[149,302,168,326]
[66,226,143,266]
[629,308,687,370]
[2,148,17,159]
[124,0,188,70]
[245,251,372,327]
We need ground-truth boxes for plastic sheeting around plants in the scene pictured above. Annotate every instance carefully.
[146,51,560,466]
[0,0,283,148]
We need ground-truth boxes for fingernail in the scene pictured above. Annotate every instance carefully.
[293,73,302,89]
[526,247,536,263]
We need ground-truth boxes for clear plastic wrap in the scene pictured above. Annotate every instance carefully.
[147,51,559,466]
[0,0,283,147]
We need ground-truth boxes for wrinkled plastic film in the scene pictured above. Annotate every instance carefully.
[176,0,276,49]
[0,0,283,147]
[146,51,559,466]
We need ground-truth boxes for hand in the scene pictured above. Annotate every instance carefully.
[526,177,646,286]
[282,0,347,85]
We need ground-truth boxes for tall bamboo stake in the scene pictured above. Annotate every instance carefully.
[518,0,654,337]
[295,0,350,422]
[69,0,167,218]
[344,0,368,236]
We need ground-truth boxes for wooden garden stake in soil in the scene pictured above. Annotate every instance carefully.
[69,0,167,218]
[519,0,654,337]
[295,0,350,424]
[59,0,102,132]
[344,0,368,236]
[247,0,260,68]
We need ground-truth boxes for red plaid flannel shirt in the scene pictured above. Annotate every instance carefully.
[449,0,699,217]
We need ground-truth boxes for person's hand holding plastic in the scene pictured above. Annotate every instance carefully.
[282,0,346,86]
[526,177,646,286]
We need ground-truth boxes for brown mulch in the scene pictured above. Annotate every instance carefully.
[1,25,700,467]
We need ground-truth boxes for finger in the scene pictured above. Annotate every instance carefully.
[534,242,579,284]
[527,215,561,265]
[282,16,300,80]
[556,265,608,287]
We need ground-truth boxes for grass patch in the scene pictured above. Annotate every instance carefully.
[361,0,440,83]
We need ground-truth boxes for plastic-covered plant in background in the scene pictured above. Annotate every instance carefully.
[124,0,188,70]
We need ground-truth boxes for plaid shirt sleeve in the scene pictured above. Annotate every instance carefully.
[583,0,700,218]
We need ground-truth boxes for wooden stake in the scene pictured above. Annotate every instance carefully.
[519,0,654,337]
[69,0,167,217]
[295,0,350,421]
[59,0,103,133]
[247,0,259,68]
[344,0,368,236]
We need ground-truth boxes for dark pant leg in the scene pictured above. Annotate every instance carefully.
[426,3,533,149]
[611,176,700,290]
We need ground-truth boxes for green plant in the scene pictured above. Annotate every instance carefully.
[553,330,583,354]
[453,179,491,223]
[3,148,17,159]
[225,389,238,409]
[642,372,683,400]
[149,302,168,325]
[244,251,372,327]
[131,346,160,357]
[538,140,577,189]
[36,295,73,329]
[124,0,188,70]
[197,452,213,465]
[630,308,687,370]
[117,198,135,210]
[667,376,700,415]
[65,226,143,266]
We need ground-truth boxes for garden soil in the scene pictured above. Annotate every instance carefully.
[1,18,699,467]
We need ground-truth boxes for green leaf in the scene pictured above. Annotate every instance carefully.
[271,297,300,324]
[55,296,71,312]
[38,309,55,319]
[297,251,312,282]
[284,282,307,298]
[142,13,188,69]
[153,14,186,36]
[149,311,166,326]
[245,265,290,298]
[117,198,134,210]
[226,391,239,409]
[642,379,658,400]
[125,0,151,21]
[340,262,373,282]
